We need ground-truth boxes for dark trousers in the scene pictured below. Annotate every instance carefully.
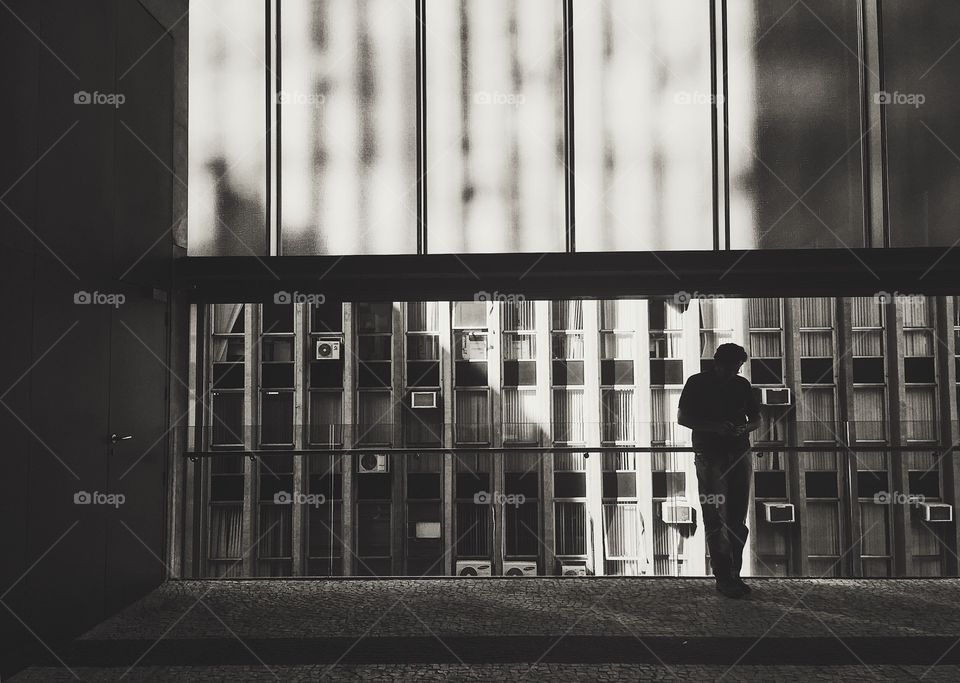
[695,451,753,579]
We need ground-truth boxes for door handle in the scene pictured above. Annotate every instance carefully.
[110,433,133,444]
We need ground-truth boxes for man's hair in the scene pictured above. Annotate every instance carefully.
[714,342,748,364]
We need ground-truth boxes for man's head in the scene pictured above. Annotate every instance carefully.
[713,343,748,379]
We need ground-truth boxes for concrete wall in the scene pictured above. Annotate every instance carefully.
[0,0,186,675]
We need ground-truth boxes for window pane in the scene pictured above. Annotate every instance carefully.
[425,0,565,253]
[883,0,960,247]
[281,0,417,255]
[728,0,865,248]
[574,0,713,250]
[188,0,266,256]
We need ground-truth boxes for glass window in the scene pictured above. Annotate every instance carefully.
[883,0,960,247]
[188,0,267,256]
[425,0,565,253]
[727,0,865,249]
[281,0,417,255]
[574,0,713,251]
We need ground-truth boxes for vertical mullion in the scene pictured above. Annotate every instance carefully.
[275,0,282,254]
[720,0,731,250]
[709,0,720,251]
[416,0,427,254]
[563,0,575,253]
[874,0,891,248]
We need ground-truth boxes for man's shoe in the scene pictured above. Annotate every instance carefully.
[715,578,744,599]
[732,577,752,596]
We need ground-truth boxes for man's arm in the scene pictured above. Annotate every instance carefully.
[733,383,763,436]
[677,409,736,434]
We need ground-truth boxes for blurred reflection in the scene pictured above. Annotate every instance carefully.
[882,0,960,247]
[188,0,267,256]
[728,0,865,249]
[426,0,566,253]
[574,0,713,251]
[281,0,418,255]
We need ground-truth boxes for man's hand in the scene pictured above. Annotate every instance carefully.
[717,421,737,435]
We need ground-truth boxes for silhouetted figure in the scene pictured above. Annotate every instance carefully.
[678,343,761,599]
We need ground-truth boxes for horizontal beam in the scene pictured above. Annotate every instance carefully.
[175,248,960,303]
[185,444,957,458]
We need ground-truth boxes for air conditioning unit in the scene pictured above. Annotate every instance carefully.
[357,453,388,474]
[456,560,491,577]
[503,561,537,577]
[761,387,792,406]
[763,502,796,523]
[315,338,341,360]
[660,501,695,525]
[560,563,588,577]
[919,502,953,523]
[410,390,438,409]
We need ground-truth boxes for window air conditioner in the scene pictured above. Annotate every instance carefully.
[761,387,792,406]
[410,390,438,409]
[315,339,341,360]
[357,453,389,474]
[456,560,492,577]
[763,502,796,523]
[660,501,695,525]
[503,561,537,577]
[560,563,588,577]
[919,502,953,523]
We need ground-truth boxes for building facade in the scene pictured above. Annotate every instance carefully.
[182,296,960,578]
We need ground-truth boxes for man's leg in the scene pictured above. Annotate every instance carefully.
[695,453,732,580]
[724,451,754,581]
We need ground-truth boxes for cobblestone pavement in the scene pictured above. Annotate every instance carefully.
[11,578,960,681]
[79,577,960,639]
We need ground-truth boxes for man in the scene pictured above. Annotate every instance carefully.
[678,343,761,599]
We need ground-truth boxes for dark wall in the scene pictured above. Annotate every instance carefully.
[0,0,181,674]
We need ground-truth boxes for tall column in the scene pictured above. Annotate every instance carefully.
[341,303,355,576]
[583,300,605,575]
[935,296,960,574]
[291,304,307,575]
[242,304,258,576]
[440,302,454,575]
[887,299,908,576]
[536,300,555,574]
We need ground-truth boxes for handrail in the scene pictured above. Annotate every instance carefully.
[184,443,958,460]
